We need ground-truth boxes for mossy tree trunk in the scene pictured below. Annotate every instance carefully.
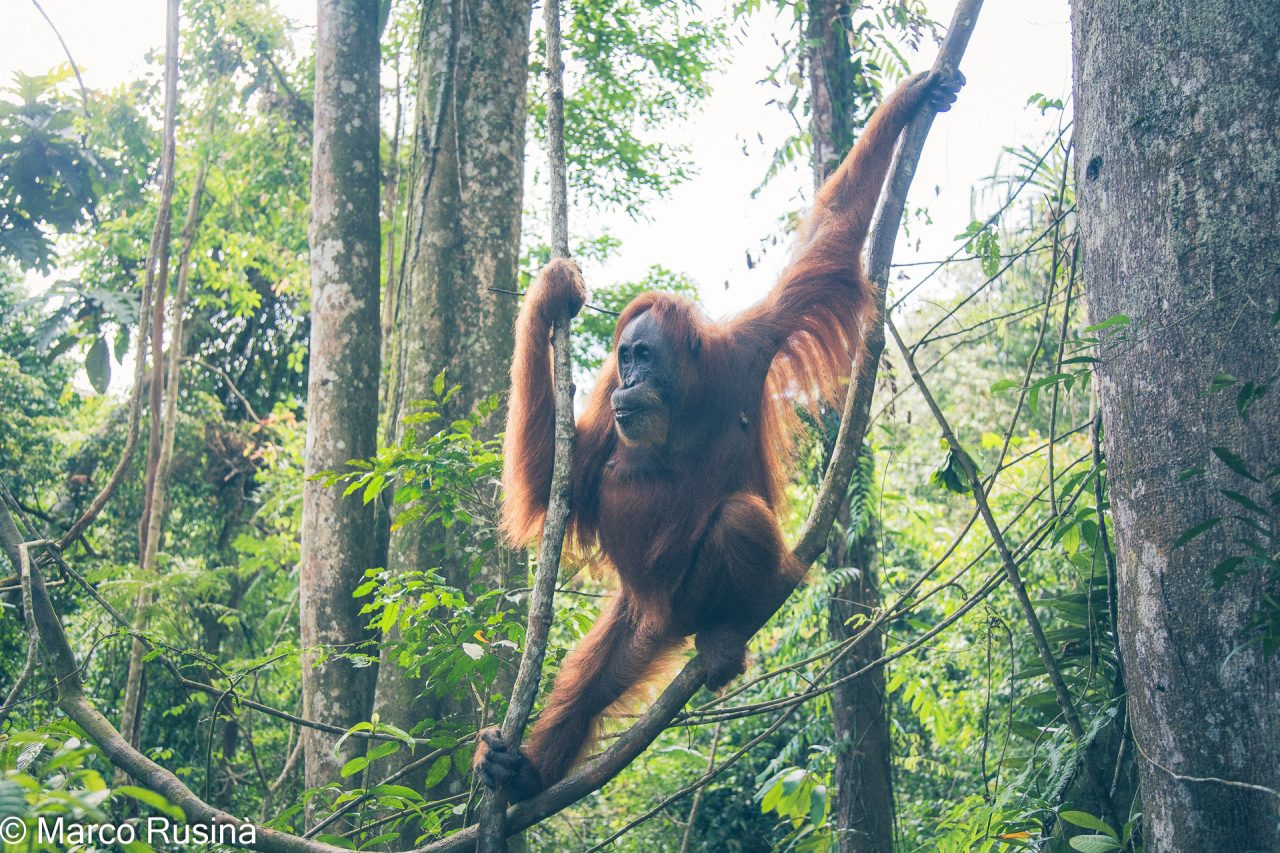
[1071,2,1280,847]
[372,0,532,829]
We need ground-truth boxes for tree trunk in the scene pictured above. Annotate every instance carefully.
[808,2,895,848]
[299,0,382,813]
[1071,2,1280,848]
[826,497,895,852]
[373,0,531,815]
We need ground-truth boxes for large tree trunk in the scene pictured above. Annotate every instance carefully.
[299,0,382,812]
[808,2,895,849]
[1071,2,1280,849]
[373,0,531,814]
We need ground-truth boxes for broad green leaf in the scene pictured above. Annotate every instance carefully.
[1069,834,1121,852]
[1059,811,1117,839]
[86,336,111,393]
[424,754,452,788]
[369,784,424,802]
[340,755,369,778]
[314,834,356,849]
[1207,372,1238,392]
[1236,381,1257,419]
[1210,556,1245,588]
[367,741,400,762]
[809,784,826,826]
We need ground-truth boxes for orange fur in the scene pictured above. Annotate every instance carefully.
[486,72,937,796]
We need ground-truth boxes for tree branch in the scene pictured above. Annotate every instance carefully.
[57,0,183,552]
[475,0,576,847]
[884,313,1121,826]
[426,2,986,849]
[0,518,42,729]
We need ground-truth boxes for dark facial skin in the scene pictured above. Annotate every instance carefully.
[611,312,675,447]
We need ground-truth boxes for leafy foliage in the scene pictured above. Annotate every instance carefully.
[0,69,100,272]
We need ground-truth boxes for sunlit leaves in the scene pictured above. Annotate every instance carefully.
[956,220,1002,278]
[533,0,726,216]
[928,438,976,495]
[0,67,100,272]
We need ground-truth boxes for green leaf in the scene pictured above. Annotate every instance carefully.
[369,784,424,802]
[1177,466,1206,481]
[1069,835,1122,852]
[1175,517,1221,546]
[928,447,973,495]
[367,741,400,763]
[1059,811,1118,839]
[1221,489,1267,516]
[1081,314,1130,334]
[379,601,401,633]
[1207,372,1239,392]
[1236,381,1257,419]
[1210,556,1245,588]
[761,778,783,813]
[340,755,369,778]
[313,834,356,849]
[0,779,26,818]
[990,378,1020,393]
[1212,447,1259,482]
[809,784,826,826]
[432,370,446,397]
[114,786,186,821]
[424,754,452,788]
[113,325,131,363]
[86,336,111,393]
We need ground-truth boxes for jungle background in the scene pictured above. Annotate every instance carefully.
[1,0,1276,851]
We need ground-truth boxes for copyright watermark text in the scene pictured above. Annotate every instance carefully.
[0,815,258,847]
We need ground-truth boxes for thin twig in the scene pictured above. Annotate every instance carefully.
[888,122,1070,311]
[885,313,1120,826]
[1048,239,1079,516]
[184,357,263,423]
[0,534,44,728]
[475,0,576,846]
[679,722,721,853]
[30,0,91,116]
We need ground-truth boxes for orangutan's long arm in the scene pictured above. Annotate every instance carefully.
[733,70,963,399]
[500,259,587,546]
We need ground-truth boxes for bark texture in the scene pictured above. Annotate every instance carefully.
[373,0,531,810]
[1071,2,1280,848]
[300,0,382,804]
[826,503,895,852]
[808,1,895,847]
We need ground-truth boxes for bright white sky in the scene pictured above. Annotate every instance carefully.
[2,0,1072,321]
